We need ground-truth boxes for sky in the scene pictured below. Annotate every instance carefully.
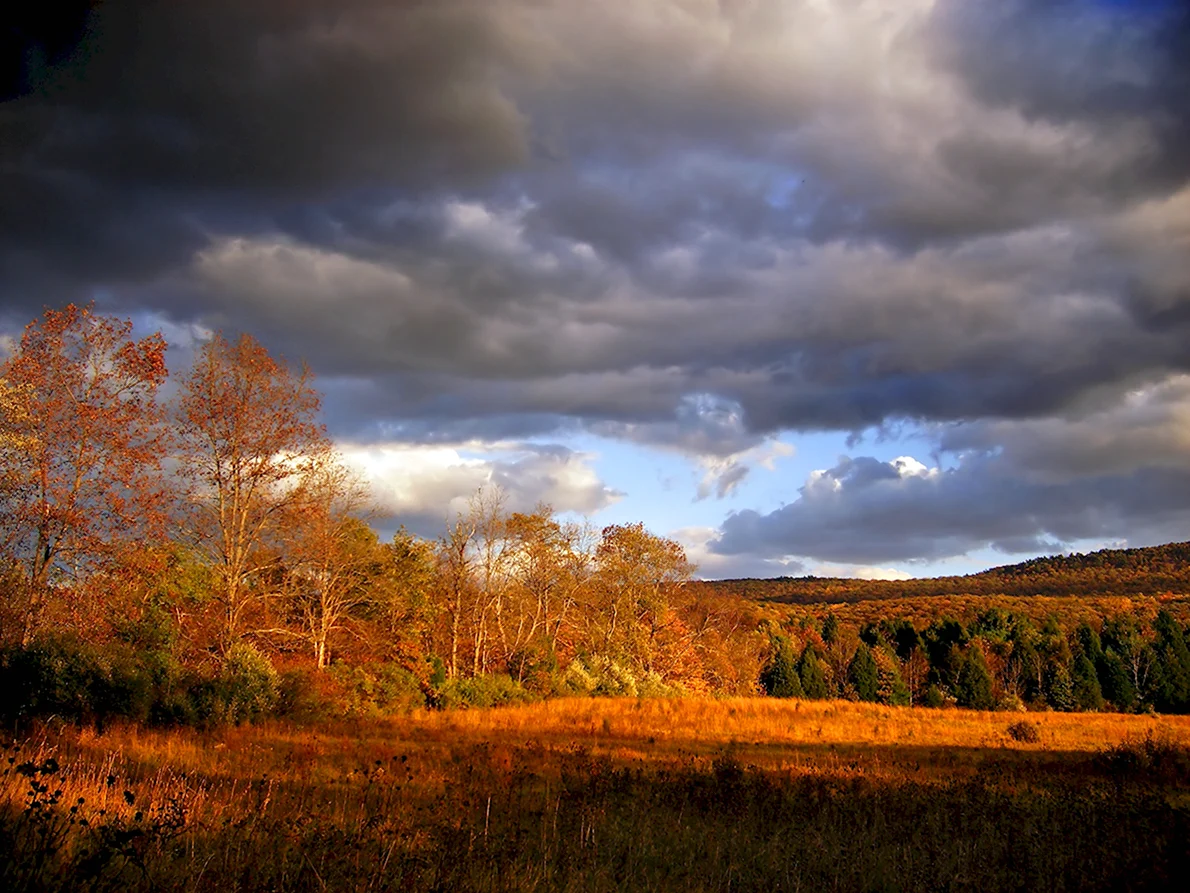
[2,0,1189,580]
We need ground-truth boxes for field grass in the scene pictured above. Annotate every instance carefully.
[4,698,1190,891]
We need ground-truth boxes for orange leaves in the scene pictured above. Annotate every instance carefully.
[175,331,331,647]
[0,303,170,643]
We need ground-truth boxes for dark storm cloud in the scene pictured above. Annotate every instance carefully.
[1,0,538,313]
[2,0,1188,465]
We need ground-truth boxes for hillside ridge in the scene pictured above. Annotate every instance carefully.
[693,541,1190,605]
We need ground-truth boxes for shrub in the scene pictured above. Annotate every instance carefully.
[434,673,534,710]
[0,636,158,727]
[1094,732,1190,782]
[326,662,425,716]
[213,643,279,724]
[922,684,946,708]
[1006,720,1041,743]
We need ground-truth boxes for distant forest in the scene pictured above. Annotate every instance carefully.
[691,541,1190,604]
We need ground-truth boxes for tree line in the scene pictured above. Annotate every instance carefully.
[761,606,1190,714]
[0,305,762,724]
[3,304,1190,726]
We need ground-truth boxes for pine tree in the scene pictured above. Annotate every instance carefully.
[1099,648,1136,711]
[873,646,910,706]
[954,647,995,710]
[1072,653,1104,711]
[798,646,830,700]
[760,635,804,698]
[848,642,879,702]
[1151,611,1190,713]
[1045,663,1076,712]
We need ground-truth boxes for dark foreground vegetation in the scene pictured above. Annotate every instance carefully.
[4,700,1190,893]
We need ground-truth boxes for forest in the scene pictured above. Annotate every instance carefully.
[4,304,1190,728]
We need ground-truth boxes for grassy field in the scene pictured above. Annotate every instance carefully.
[4,698,1190,891]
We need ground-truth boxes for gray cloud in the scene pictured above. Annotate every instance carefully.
[713,375,1190,565]
[712,450,1190,566]
[3,0,1190,569]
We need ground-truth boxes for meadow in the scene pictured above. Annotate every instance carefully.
[4,698,1190,892]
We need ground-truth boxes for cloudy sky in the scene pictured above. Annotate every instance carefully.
[3,0,1189,579]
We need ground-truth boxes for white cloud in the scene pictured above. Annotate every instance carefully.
[339,439,622,535]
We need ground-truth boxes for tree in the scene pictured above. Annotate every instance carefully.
[1099,648,1137,711]
[954,646,996,710]
[1150,610,1190,712]
[0,305,168,645]
[798,646,830,699]
[760,634,803,698]
[502,507,588,677]
[1072,653,1104,711]
[589,522,693,675]
[175,332,328,649]
[275,458,376,669]
[848,642,879,702]
[873,646,910,706]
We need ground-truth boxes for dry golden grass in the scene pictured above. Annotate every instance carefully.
[22,696,1190,797]
[6,699,1190,892]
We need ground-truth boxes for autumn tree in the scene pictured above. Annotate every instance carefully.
[273,458,376,669]
[380,527,440,663]
[0,305,169,645]
[502,507,591,677]
[175,332,328,649]
[588,522,693,675]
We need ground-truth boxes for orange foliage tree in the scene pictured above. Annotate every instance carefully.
[175,332,328,649]
[0,304,169,644]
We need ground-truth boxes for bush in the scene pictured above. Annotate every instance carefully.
[922,684,947,709]
[433,673,534,710]
[326,662,425,716]
[1094,732,1190,782]
[1006,720,1041,743]
[213,643,279,724]
[0,636,158,727]
[276,668,333,722]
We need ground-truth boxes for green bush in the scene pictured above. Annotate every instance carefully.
[0,636,158,726]
[326,662,425,716]
[213,643,279,724]
[433,673,534,710]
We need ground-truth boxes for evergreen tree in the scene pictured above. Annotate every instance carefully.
[1071,653,1104,711]
[890,619,923,662]
[822,613,840,645]
[1099,648,1136,711]
[873,646,910,706]
[1150,610,1190,713]
[1045,662,1076,712]
[798,646,830,700]
[954,647,995,710]
[848,642,879,702]
[924,618,968,688]
[760,635,804,698]
[1075,622,1104,664]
